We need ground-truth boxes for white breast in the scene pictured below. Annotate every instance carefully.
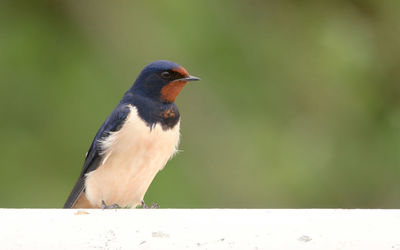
[84,105,180,208]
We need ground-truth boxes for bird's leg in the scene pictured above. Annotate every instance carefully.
[141,200,160,209]
[140,200,148,208]
[101,200,120,209]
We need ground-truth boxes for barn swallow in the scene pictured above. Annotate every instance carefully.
[63,60,200,208]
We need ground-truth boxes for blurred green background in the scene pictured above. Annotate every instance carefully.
[1,0,400,208]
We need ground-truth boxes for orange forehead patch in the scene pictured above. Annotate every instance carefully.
[172,67,189,77]
[160,81,187,103]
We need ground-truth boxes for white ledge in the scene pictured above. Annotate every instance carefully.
[1,209,399,249]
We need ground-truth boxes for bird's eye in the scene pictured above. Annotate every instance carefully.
[160,71,171,79]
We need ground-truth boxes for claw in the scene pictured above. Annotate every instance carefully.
[141,200,159,209]
[150,203,160,208]
[101,200,120,209]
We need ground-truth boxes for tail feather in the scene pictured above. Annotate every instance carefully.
[63,177,85,208]
[72,191,96,208]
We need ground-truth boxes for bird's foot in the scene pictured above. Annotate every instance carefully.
[141,200,160,209]
[101,200,120,209]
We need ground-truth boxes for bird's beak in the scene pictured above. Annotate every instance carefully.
[174,75,201,82]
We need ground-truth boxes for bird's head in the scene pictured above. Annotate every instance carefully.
[131,60,200,103]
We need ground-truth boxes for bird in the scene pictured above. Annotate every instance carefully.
[63,60,200,208]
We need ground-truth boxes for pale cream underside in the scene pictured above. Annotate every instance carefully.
[84,105,180,208]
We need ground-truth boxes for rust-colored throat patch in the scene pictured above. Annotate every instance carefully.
[160,81,187,103]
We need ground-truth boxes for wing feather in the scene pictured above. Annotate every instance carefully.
[63,104,131,208]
